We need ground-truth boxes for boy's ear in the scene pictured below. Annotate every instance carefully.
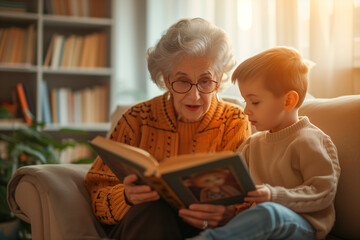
[284,90,299,111]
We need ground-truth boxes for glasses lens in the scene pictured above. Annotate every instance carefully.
[172,81,192,93]
[197,80,217,93]
[171,80,217,93]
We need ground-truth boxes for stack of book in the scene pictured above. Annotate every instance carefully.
[43,32,107,69]
[44,0,107,18]
[0,1,28,12]
[0,24,36,66]
[42,82,109,125]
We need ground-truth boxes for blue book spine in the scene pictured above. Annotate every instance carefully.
[42,81,52,124]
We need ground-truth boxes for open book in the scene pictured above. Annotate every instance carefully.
[89,136,256,209]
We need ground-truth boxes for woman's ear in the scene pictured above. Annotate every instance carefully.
[284,90,299,111]
[164,75,170,90]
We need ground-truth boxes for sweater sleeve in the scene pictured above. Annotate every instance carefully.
[221,106,251,152]
[85,112,141,224]
[268,134,340,213]
[223,108,252,213]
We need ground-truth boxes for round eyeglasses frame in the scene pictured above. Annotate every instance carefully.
[169,79,218,94]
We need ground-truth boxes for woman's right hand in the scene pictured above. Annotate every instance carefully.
[123,174,160,205]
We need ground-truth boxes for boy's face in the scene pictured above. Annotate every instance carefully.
[239,77,288,133]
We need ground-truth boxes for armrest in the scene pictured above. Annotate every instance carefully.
[299,95,360,239]
[7,164,107,240]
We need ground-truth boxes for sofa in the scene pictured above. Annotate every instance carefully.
[6,95,360,240]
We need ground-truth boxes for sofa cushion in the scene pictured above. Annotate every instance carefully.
[299,95,360,239]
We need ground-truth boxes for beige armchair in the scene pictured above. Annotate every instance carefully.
[7,95,360,240]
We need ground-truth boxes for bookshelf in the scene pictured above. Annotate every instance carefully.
[0,0,113,132]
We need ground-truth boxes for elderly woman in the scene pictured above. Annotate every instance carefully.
[85,18,251,240]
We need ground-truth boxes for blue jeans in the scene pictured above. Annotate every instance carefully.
[194,202,316,240]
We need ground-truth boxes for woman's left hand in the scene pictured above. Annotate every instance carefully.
[178,204,236,229]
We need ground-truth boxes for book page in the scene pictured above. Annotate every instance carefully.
[157,151,235,176]
[90,136,159,173]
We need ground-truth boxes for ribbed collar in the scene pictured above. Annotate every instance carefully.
[264,116,310,142]
[157,92,220,132]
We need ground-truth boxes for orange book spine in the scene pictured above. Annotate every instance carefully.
[16,83,33,125]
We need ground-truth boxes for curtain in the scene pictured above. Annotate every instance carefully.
[113,0,359,106]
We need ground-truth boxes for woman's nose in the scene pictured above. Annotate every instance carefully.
[244,105,251,115]
[188,84,201,99]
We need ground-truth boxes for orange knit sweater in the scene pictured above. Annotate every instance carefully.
[85,92,251,224]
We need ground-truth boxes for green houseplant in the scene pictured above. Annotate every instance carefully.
[0,121,95,239]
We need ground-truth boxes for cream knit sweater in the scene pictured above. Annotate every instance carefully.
[239,116,340,239]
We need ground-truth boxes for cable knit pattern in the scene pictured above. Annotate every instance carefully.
[239,117,340,239]
[85,92,251,224]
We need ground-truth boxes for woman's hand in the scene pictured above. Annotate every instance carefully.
[123,174,160,205]
[178,204,236,229]
[244,185,271,203]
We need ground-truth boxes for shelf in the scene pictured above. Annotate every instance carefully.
[0,12,38,21]
[42,67,112,76]
[0,64,37,72]
[0,121,28,130]
[0,0,113,133]
[43,14,112,27]
[43,123,111,132]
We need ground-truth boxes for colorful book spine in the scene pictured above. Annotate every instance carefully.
[16,83,34,125]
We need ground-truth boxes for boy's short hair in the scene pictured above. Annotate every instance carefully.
[231,46,315,107]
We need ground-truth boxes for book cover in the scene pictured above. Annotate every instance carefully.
[89,136,256,209]
[50,88,58,124]
[51,34,64,68]
[22,84,34,116]
[15,83,34,125]
[41,81,52,124]
[44,33,57,67]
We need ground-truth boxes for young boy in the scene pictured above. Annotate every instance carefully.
[187,47,340,240]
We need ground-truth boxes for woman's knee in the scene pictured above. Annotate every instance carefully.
[109,200,182,239]
[125,199,176,222]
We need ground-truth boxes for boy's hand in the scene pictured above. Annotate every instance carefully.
[244,185,271,203]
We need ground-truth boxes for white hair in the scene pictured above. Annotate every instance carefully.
[146,18,236,92]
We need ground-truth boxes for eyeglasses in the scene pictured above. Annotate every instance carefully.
[170,79,218,94]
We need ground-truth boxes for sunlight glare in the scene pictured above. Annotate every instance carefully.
[355,0,360,7]
[237,0,252,31]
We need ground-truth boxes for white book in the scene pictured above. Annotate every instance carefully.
[74,90,82,124]
[51,34,64,69]
[58,88,68,125]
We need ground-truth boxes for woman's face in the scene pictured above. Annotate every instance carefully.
[167,55,218,122]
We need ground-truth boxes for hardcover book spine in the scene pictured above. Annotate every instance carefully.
[146,176,186,210]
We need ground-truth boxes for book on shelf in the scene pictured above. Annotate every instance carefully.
[0,1,28,12]
[0,25,36,65]
[15,83,34,125]
[44,33,57,67]
[44,0,107,18]
[23,84,34,115]
[24,24,35,65]
[50,88,58,124]
[51,34,64,68]
[47,84,108,124]
[44,32,107,68]
[89,136,256,210]
[41,81,52,124]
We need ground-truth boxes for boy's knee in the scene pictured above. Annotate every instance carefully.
[255,202,284,221]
